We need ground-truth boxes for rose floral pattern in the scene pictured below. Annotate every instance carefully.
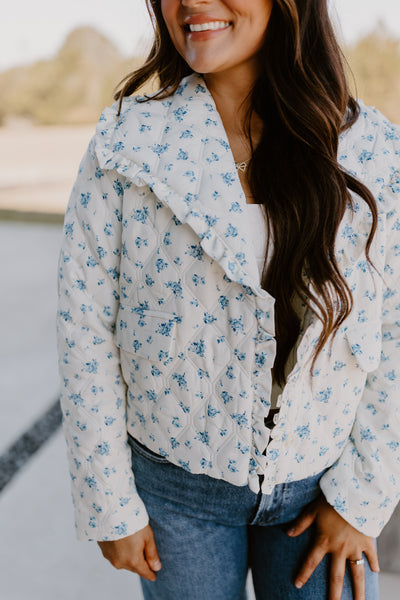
[57,74,400,541]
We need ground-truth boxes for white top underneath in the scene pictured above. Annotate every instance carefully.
[245,203,269,277]
[245,203,307,410]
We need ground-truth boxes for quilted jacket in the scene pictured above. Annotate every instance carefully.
[57,74,400,541]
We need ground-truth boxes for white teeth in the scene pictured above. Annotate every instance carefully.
[188,21,230,32]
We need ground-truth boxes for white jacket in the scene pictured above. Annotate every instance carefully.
[57,74,400,541]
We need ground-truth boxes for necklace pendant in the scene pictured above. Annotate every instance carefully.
[235,160,249,173]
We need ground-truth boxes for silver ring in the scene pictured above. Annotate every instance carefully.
[349,558,364,566]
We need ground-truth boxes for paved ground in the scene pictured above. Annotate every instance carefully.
[1,214,400,598]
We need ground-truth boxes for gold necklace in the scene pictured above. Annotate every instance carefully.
[234,158,250,173]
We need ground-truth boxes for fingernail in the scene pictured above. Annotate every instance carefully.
[152,560,162,571]
[287,528,295,536]
[295,580,303,589]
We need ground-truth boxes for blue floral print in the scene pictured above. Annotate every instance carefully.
[57,73,400,542]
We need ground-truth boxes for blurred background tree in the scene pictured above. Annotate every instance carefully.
[0,24,399,127]
[345,22,400,123]
[0,27,145,126]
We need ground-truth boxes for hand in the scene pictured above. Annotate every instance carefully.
[286,494,379,600]
[98,524,162,581]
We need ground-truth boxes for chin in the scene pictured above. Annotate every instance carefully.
[191,66,218,75]
[182,51,225,76]
[189,62,227,76]
[185,61,218,74]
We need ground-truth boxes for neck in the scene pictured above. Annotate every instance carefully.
[203,64,262,146]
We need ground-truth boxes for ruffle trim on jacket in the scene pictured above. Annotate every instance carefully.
[94,93,279,491]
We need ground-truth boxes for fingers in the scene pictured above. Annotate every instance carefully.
[287,506,317,537]
[288,495,377,599]
[294,542,326,589]
[348,557,365,600]
[129,555,159,582]
[349,539,380,600]
[109,548,158,581]
[296,548,367,600]
[329,554,346,600]
[144,528,162,573]
[97,526,162,581]
[364,544,380,573]
[124,528,162,581]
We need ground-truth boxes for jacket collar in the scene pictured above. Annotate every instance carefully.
[95,73,380,305]
[95,73,270,301]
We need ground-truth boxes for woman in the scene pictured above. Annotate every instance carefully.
[57,0,400,598]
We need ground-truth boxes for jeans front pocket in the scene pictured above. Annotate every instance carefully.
[269,469,327,526]
[128,434,171,464]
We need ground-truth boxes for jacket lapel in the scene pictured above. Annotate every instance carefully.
[334,196,385,273]
[95,73,383,321]
[95,73,269,301]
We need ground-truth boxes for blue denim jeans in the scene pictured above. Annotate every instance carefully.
[128,435,379,600]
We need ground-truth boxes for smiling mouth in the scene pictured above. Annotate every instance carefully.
[185,21,231,33]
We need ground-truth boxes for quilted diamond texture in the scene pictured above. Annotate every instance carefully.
[215,363,252,417]
[137,245,183,309]
[186,323,231,378]
[168,360,206,413]
[161,219,205,271]
[183,254,229,312]
[152,386,191,433]
[123,197,159,265]
[58,74,400,544]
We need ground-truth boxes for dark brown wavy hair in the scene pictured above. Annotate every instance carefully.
[115,0,378,384]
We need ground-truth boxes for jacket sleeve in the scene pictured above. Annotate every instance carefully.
[57,136,149,541]
[320,125,400,538]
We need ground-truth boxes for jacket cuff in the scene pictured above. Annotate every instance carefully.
[319,453,395,538]
[74,494,149,542]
